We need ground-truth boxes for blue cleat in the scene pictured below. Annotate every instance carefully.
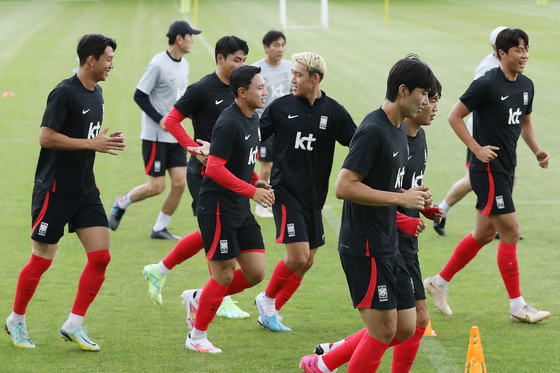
[255,291,291,332]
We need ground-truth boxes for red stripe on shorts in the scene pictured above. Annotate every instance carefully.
[145,142,157,175]
[31,191,51,237]
[481,163,495,215]
[206,203,222,259]
[357,257,377,309]
[276,204,287,244]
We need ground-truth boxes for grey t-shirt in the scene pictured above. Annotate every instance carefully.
[253,58,293,117]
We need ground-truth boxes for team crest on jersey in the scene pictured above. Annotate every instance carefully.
[287,223,296,237]
[377,285,388,302]
[495,195,505,209]
[319,116,328,130]
[38,222,48,237]
[220,240,229,254]
[523,92,528,105]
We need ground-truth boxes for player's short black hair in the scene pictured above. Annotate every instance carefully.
[429,77,442,99]
[77,34,117,66]
[230,65,261,98]
[495,28,529,60]
[215,35,249,64]
[262,30,286,47]
[385,54,435,102]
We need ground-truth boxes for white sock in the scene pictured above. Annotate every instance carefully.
[434,274,449,290]
[191,327,206,340]
[9,312,25,324]
[439,200,451,217]
[510,296,526,314]
[153,212,172,232]
[65,313,84,328]
[158,261,171,276]
[317,356,332,373]
[118,194,132,210]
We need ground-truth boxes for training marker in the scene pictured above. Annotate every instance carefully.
[465,326,487,373]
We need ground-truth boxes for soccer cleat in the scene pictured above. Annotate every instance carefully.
[181,289,199,329]
[143,264,166,305]
[185,332,222,353]
[60,323,100,351]
[299,355,324,373]
[216,296,250,319]
[255,291,292,332]
[510,304,551,324]
[315,341,340,355]
[255,205,274,218]
[5,316,35,348]
[108,196,126,231]
[150,228,181,240]
[423,276,452,315]
[433,216,446,236]
[494,232,524,240]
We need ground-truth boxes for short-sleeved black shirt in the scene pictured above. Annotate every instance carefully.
[197,103,261,218]
[34,75,104,195]
[461,67,534,175]
[174,72,234,173]
[259,92,356,209]
[338,108,408,258]
[397,127,428,255]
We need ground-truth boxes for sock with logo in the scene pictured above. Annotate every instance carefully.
[71,250,111,316]
[117,194,132,210]
[391,326,426,373]
[13,254,52,315]
[497,243,521,300]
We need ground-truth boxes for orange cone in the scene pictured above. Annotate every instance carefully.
[3,92,14,97]
[424,319,437,336]
[464,326,487,373]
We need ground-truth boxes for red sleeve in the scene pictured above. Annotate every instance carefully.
[250,171,260,186]
[205,155,257,198]
[165,107,198,150]
[396,212,422,236]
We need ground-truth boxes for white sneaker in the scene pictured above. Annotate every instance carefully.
[423,276,452,315]
[255,205,274,218]
[510,304,551,324]
[185,332,222,353]
[180,289,199,329]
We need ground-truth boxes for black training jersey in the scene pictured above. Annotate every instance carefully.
[197,103,260,218]
[338,108,408,258]
[260,92,356,209]
[461,67,534,175]
[174,72,234,172]
[34,75,104,196]
[397,127,428,256]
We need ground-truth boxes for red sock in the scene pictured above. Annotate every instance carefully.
[275,274,302,310]
[193,278,228,332]
[497,243,521,298]
[322,328,367,371]
[162,230,204,270]
[227,269,252,295]
[347,332,389,373]
[439,234,483,282]
[391,326,426,373]
[71,250,111,316]
[13,254,52,315]
[264,259,294,299]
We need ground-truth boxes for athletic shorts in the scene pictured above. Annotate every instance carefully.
[272,204,325,249]
[466,148,473,167]
[340,253,415,311]
[187,171,203,216]
[31,186,108,244]
[258,136,274,162]
[470,169,515,215]
[142,140,187,177]
[399,252,426,302]
[198,213,265,261]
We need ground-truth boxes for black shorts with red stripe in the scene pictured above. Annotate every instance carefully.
[339,253,415,311]
[470,168,515,215]
[142,140,187,177]
[197,212,265,261]
[271,204,324,249]
[31,185,108,244]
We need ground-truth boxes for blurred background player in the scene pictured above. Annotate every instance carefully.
[433,26,506,236]
[142,36,251,319]
[5,34,123,351]
[252,30,293,218]
[424,28,550,323]
[255,52,356,332]
[183,66,273,353]
[108,21,201,240]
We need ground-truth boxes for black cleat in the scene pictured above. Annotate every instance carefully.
[108,197,126,231]
[150,228,181,240]
[433,217,446,236]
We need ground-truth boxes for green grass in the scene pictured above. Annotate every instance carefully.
[1,0,559,372]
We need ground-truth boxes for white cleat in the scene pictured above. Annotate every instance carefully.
[510,304,551,324]
[423,276,452,315]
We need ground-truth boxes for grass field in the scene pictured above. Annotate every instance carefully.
[1,0,559,372]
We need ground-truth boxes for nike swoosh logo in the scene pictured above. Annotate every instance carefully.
[245,134,250,140]
[215,100,224,105]
[82,109,90,114]
[501,95,509,101]
[393,151,399,157]
[288,115,299,119]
